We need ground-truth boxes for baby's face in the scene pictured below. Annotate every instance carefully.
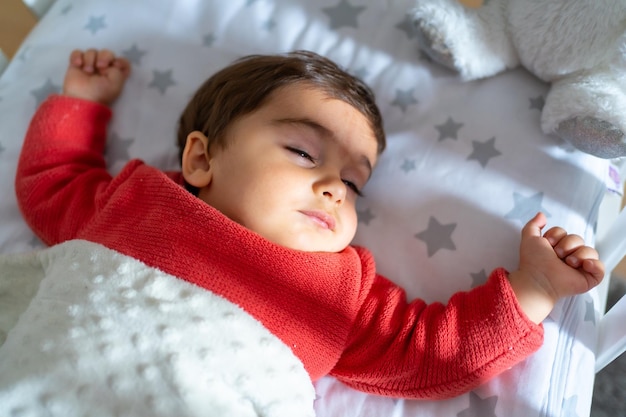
[196,84,378,252]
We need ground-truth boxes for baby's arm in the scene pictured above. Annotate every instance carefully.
[16,49,131,245]
[63,48,130,105]
[508,212,604,324]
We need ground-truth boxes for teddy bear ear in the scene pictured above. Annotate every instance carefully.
[458,0,484,8]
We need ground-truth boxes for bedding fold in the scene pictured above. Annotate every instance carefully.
[0,239,316,417]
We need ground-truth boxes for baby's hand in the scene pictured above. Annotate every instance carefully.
[63,49,131,106]
[508,212,604,324]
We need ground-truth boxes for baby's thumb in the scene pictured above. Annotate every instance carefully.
[521,212,546,239]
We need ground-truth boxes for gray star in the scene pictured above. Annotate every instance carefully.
[415,216,457,257]
[84,15,106,35]
[61,4,73,14]
[31,78,61,106]
[467,137,501,167]
[395,14,416,39]
[470,269,488,288]
[0,141,5,154]
[148,69,176,94]
[122,44,147,66]
[246,0,258,5]
[29,235,44,248]
[584,299,596,324]
[436,117,463,141]
[562,395,580,417]
[18,45,30,61]
[106,132,134,164]
[401,159,416,173]
[391,88,418,112]
[504,191,551,224]
[352,67,368,81]
[529,95,545,111]
[322,0,366,30]
[357,208,375,225]
[263,18,277,31]
[203,33,217,47]
[457,392,498,417]
[418,49,434,63]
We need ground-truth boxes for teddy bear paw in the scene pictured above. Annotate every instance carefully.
[412,19,457,71]
[556,116,626,159]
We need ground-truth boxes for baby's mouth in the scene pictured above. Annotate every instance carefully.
[300,210,336,231]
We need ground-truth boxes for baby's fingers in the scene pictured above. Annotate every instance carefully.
[81,49,99,73]
[551,233,585,259]
[112,57,131,78]
[543,226,567,246]
[95,49,116,69]
[563,245,598,268]
[581,258,605,285]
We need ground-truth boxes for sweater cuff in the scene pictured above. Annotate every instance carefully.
[37,95,113,154]
[489,267,544,333]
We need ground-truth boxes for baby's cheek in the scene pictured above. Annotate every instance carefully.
[344,208,359,239]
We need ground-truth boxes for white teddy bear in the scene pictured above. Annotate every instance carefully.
[411,0,626,159]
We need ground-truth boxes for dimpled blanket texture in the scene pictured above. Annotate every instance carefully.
[0,0,614,416]
[0,240,315,417]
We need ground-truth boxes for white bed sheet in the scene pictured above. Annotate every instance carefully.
[0,0,613,416]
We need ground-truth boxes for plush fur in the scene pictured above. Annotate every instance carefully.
[411,0,626,159]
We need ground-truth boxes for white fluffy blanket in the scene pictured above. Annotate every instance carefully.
[0,240,316,417]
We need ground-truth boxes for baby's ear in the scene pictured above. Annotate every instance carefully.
[181,131,213,187]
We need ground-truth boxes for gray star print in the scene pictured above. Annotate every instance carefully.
[436,117,463,141]
[391,88,418,112]
[322,0,366,30]
[401,159,416,173]
[122,44,147,66]
[470,269,488,288]
[457,392,498,417]
[395,14,416,39]
[263,18,277,31]
[31,78,61,106]
[203,33,217,47]
[352,67,368,81]
[149,69,176,94]
[357,208,375,225]
[17,45,30,62]
[29,235,44,248]
[84,15,106,35]
[61,4,72,14]
[584,299,596,324]
[504,191,551,224]
[467,137,501,167]
[529,95,545,111]
[562,395,580,417]
[415,216,457,257]
[0,141,5,154]
[106,132,134,165]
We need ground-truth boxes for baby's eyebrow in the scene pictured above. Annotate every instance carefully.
[274,117,333,138]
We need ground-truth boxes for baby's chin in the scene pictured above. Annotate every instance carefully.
[265,233,352,254]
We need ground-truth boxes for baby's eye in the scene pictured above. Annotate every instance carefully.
[286,146,316,164]
[343,180,363,197]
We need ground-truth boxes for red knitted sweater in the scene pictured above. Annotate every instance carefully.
[15,95,543,399]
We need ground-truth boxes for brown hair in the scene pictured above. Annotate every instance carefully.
[176,50,385,162]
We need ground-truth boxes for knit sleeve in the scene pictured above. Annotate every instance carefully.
[330,252,544,400]
[15,95,115,245]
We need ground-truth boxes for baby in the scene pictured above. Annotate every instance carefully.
[14,48,603,405]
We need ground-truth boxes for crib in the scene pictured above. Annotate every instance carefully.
[1,0,626,416]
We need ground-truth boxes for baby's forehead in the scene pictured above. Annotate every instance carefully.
[261,83,382,148]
